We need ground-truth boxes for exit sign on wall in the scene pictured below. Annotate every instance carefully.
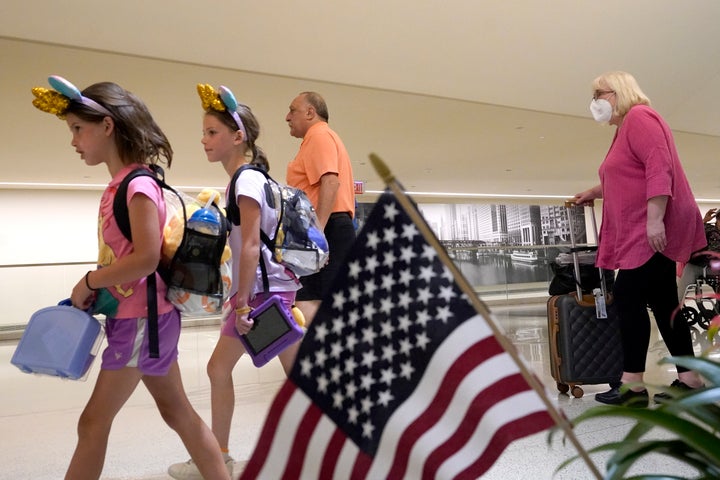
[354,181,364,195]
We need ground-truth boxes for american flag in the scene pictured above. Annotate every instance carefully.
[241,190,554,480]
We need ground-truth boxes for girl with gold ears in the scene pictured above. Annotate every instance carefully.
[167,84,302,480]
[31,76,231,480]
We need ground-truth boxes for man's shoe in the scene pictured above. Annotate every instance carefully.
[653,379,702,404]
[595,384,648,407]
[168,454,234,480]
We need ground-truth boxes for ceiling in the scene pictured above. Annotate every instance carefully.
[2,0,720,201]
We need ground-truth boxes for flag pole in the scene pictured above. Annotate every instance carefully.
[369,153,603,480]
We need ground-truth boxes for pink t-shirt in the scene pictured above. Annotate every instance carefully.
[596,105,706,270]
[98,165,174,318]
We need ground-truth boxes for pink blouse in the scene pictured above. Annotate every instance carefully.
[596,105,705,270]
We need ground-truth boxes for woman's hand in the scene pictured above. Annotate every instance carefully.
[647,218,667,252]
[647,196,669,252]
[572,185,602,206]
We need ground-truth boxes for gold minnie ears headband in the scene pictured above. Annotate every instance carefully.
[197,83,248,140]
[31,75,112,119]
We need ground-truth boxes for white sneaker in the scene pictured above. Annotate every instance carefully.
[168,454,234,480]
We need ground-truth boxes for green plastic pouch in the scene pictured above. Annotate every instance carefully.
[93,288,118,317]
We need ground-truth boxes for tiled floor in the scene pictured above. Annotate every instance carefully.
[1,301,715,479]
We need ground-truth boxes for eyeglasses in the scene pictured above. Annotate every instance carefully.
[593,90,615,101]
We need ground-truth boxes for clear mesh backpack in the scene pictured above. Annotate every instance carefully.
[226,165,329,280]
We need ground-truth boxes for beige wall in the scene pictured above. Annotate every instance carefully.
[2,37,313,191]
[3,37,458,200]
[0,190,95,328]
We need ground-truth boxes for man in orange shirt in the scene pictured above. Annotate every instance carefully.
[285,91,356,325]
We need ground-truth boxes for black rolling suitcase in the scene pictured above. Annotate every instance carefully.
[546,201,622,398]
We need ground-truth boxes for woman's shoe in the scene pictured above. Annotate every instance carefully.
[595,384,648,407]
[653,379,703,404]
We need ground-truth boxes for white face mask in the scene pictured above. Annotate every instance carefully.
[590,99,613,123]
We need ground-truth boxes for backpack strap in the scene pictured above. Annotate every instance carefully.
[227,165,274,221]
[229,166,282,248]
[111,165,169,359]
[227,165,284,292]
[146,273,160,358]
[114,167,156,242]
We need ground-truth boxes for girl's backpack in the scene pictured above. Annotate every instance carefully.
[226,165,329,287]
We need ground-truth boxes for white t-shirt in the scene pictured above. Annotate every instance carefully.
[227,167,301,297]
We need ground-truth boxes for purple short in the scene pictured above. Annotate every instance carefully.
[102,309,181,376]
[220,291,296,339]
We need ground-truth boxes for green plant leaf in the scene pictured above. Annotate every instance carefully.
[660,356,720,385]
[603,439,718,479]
[554,441,623,473]
[622,476,698,479]
[556,357,720,478]
[572,406,720,467]
[657,388,720,429]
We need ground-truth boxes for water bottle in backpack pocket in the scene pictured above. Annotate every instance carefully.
[114,166,232,316]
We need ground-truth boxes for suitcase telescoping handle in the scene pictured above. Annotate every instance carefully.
[563,199,588,298]
[563,200,608,316]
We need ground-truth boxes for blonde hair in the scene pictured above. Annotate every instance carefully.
[592,71,651,118]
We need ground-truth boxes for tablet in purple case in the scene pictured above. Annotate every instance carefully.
[240,295,303,368]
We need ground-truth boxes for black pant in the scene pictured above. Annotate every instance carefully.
[613,253,695,373]
[296,212,356,301]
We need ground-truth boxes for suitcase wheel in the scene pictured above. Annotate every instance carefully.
[556,382,584,398]
[571,385,584,398]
